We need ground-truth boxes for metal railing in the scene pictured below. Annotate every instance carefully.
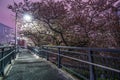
[28,45,120,80]
[0,46,16,76]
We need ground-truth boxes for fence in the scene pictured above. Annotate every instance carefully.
[28,45,120,80]
[0,46,16,76]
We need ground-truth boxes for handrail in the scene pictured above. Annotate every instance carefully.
[0,46,16,76]
[42,49,120,73]
[0,45,14,49]
[29,45,120,80]
[42,45,120,53]
[42,45,120,80]
[0,50,15,62]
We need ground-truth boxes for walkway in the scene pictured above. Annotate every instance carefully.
[4,49,73,80]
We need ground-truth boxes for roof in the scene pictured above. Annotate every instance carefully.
[0,23,13,29]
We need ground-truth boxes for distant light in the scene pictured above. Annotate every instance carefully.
[23,14,32,22]
[33,54,39,59]
[82,0,89,2]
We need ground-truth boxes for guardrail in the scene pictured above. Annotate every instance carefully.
[28,46,120,80]
[0,46,16,76]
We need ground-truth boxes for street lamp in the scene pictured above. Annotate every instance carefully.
[23,14,32,22]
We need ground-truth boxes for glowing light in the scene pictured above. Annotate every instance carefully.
[82,0,89,2]
[33,54,39,59]
[23,14,32,22]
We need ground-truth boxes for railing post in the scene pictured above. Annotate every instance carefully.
[1,48,4,76]
[119,73,120,80]
[89,50,96,80]
[9,47,13,64]
[12,47,15,60]
[46,47,49,61]
[40,46,44,58]
[58,48,62,68]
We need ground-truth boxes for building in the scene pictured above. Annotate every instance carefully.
[0,23,14,45]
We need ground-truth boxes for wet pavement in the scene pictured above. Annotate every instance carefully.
[4,49,73,80]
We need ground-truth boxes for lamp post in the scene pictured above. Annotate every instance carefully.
[12,0,18,51]
[15,11,18,51]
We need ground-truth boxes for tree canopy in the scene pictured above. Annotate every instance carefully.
[8,0,120,48]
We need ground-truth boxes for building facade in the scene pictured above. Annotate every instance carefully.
[0,23,14,45]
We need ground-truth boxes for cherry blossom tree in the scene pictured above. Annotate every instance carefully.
[8,0,120,48]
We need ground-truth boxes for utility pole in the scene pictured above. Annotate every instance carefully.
[13,0,18,51]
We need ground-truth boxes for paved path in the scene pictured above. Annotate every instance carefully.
[4,49,73,80]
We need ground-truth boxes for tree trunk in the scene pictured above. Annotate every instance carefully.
[46,21,68,46]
